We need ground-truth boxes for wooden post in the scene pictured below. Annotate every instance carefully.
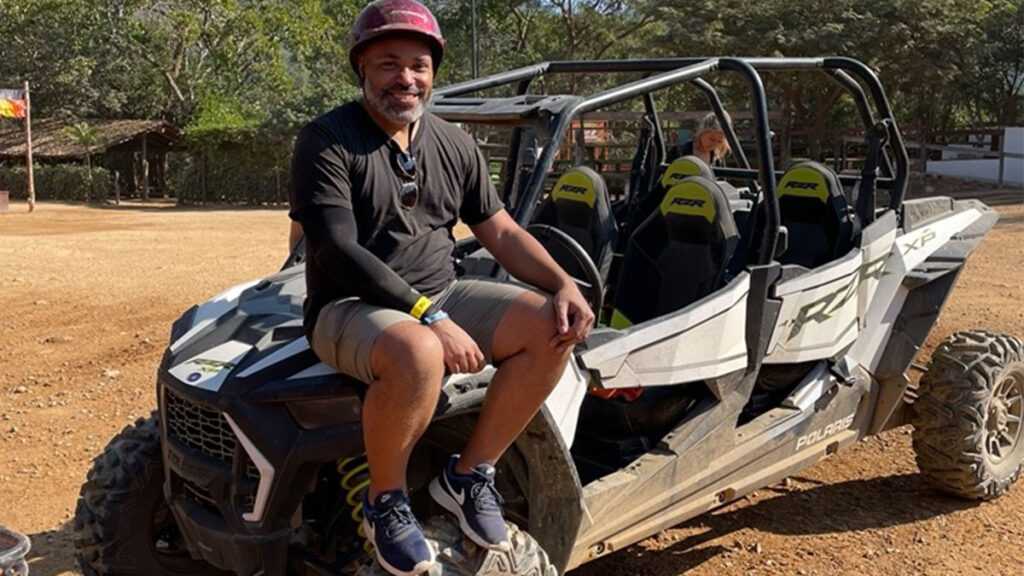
[158,151,168,198]
[201,150,208,204]
[131,152,138,196]
[24,81,35,212]
[831,131,840,172]
[275,155,282,205]
[141,133,150,201]
[997,131,1005,189]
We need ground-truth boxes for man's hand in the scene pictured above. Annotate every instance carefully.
[549,282,595,352]
[428,319,486,373]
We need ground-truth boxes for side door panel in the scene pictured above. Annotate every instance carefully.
[764,250,863,363]
[849,207,982,371]
[578,273,750,388]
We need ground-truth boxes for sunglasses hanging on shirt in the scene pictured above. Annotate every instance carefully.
[390,130,419,210]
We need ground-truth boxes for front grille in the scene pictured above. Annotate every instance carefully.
[164,388,237,464]
[183,479,220,515]
[243,454,260,480]
[164,387,263,514]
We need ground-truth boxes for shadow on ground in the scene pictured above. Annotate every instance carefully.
[24,523,78,576]
[87,200,289,213]
[569,473,977,575]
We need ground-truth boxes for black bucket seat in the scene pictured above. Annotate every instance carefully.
[531,165,617,287]
[776,161,860,268]
[621,155,715,245]
[611,175,739,328]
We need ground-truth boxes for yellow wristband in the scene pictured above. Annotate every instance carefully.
[410,296,432,320]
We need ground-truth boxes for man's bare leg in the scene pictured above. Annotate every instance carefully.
[364,322,445,500]
[455,292,571,474]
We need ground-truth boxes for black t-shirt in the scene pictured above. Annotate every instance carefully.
[289,101,503,329]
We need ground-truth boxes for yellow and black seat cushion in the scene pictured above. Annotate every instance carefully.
[776,161,860,268]
[611,175,739,329]
[532,166,618,286]
[622,155,715,243]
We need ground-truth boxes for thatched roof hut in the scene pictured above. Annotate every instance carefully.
[0,118,180,200]
[0,118,178,160]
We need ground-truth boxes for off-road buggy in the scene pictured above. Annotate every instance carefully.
[73,58,1023,576]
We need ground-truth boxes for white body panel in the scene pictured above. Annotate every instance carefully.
[856,212,899,330]
[543,359,589,447]
[224,414,275,523]
[236,338,310,378]
[765,251,862,363]
[579,273,750,388]
[765,212,900,364]
[849,208,982,371]
[169,340,253,392]
[443,362,588,448]
[170,279,259,355]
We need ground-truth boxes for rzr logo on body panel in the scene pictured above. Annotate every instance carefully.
[785,253,891,341]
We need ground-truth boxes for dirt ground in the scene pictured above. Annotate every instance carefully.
[1,181,1022,576]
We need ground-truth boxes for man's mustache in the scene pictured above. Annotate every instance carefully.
[386,85,424,96]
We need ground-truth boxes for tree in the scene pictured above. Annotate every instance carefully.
[63,121,103,201]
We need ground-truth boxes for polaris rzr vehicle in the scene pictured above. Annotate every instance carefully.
[74,58,1023,576]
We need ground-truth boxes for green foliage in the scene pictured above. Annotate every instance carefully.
[0,164,110,202]
[169,145,290,206]
[0,0,362,126]
[63,122,102,150]
[2,0,1022,204]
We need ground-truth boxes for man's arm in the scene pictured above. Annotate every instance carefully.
[298,206,432,316]
[288,221,303,252]
[470,209,595,346]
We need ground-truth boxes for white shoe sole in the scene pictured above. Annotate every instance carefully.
[363,519,437,576]
[429,477,511,552]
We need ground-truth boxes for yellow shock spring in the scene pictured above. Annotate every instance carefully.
[337,455,373,553]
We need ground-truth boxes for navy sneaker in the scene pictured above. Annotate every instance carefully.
[429,455,510,551]
[362,490,436,576]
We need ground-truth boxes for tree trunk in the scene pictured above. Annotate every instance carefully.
[810,87,843,162]
[780,87,794,169]
[132,152,141,197]
[201,151,208,204]
[141,134,150,201]
[85,153,92,203]
[157,152,168,198]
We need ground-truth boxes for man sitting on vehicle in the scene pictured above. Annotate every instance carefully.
[288,1,593,574]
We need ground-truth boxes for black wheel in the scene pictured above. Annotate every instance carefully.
[912,330,1024,500]
[73,413,227,576]
[357,516,557,576]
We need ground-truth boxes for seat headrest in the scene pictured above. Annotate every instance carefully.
[550,165,607,209]
[777,161,843,204]
[659,176,727,224]
[659,155,714,190]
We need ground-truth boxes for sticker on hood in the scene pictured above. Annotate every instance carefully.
[169,340,252,392]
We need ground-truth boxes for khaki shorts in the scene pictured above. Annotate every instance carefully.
[311,278,530,384]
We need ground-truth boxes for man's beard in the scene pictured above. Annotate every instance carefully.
[364,79,427,125]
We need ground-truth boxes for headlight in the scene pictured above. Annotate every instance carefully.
[286,389,363,429]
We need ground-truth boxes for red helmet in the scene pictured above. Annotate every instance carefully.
[349,0,446,76]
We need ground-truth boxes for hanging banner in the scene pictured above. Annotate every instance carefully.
[0,89,27,118]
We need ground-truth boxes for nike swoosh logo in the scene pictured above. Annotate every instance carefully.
[446,475,466,506]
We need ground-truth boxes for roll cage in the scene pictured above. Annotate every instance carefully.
[432,57,911,266]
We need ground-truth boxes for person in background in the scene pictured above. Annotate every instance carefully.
[668,112,733,166]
